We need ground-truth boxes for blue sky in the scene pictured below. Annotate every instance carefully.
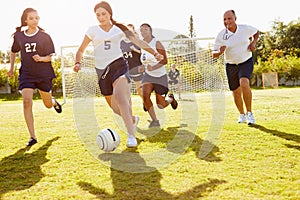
[1,0,299,52]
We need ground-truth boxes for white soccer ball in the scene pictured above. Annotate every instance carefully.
[96,128,120,152]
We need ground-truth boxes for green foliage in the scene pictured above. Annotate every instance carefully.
[188,15,196,38]
[253,18,300,83]
[0,68,8,87]
[7,67,19,92]
[256,18,300,61]
[254,52,300,80]
[51,58,62,94]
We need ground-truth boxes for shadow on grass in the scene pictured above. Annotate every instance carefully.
[250,124,300,150]
[77,150,226,199]
[137,125,222,162]
[0,137,60,197]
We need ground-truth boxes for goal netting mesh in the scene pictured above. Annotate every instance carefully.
[60,37,228,103]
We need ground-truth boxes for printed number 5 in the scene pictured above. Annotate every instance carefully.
[104,41,111,50]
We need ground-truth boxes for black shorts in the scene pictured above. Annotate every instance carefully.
[142,73,169,96]
[225,57,254,91]
[168,79,178,85]
[18,74,53,92]
[96,57,130,96]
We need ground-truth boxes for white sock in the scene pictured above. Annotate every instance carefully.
[165,96,172,103]
[52,97,56,106]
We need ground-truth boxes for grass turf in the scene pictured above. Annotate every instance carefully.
[0,88,299,199]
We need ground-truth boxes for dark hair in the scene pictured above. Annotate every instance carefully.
[12,8,44,36]
[231,10,236,16]
[127,24,134,29]
[140,23,155,38]
[94,1,133,38]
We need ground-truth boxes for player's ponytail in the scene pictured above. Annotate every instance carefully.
[12,8,45,36]
[94,1,134,38]
[111,18,134,38]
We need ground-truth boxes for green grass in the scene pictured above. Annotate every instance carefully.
[0,88,299,199]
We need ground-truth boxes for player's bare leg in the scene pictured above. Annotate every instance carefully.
[39,90,62,113]
[21,88,36,140]
[112,76,135,136]
[240,78,252,112]
[135,80,143,100]
[232,87,244,114]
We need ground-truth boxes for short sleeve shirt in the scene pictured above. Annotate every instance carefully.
[86,25,125,69]
[213,24,258,64]
[11,30,55,79]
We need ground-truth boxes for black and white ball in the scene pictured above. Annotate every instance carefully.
[96,128,120,152]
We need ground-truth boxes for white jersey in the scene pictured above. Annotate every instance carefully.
[213,24,258,64]
[86,25,125,69]
[140,38,166,77]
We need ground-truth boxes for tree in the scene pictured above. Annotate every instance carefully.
[188,15,196,38]
[256,18,300,61]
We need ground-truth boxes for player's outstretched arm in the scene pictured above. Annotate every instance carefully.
[74,35,91,72]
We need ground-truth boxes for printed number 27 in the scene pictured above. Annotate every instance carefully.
[104,41,111,50]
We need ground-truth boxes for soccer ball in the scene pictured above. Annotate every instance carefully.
[96,128,120,152]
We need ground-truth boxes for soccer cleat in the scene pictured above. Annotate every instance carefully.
[27,137,37,146]
[237,114,247,123]
[143,104,147,112]
[53,99,62,113]
[126,135,137,148]
[247,111,256,125]
[148,120,160,128]
[168,94,178,110]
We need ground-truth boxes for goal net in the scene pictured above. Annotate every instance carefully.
[60,37,228,103]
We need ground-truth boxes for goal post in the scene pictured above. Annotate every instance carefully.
[60,38,228,104]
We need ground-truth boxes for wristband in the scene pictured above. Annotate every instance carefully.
[75,62,81,65]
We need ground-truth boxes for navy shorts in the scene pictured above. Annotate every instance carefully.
[18,75,53,92]
[168,79,179,85]
[225,57,254,91]
[96,57,130,96]
[142,73,169,96]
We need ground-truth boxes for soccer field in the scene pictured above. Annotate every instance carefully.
[0,88,299,199]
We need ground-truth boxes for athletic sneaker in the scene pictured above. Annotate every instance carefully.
[126,135,137,148]
[168,94,178,110]
[53,99,62,113]
[247,111,256,125]
[27,137,37,146]
[133,116,139,133]
[148,120,160,128]
[237,114,247,123]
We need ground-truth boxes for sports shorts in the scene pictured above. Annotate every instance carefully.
[95,57,130,96]
[142,73,169,96]
[225,57,254,91]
